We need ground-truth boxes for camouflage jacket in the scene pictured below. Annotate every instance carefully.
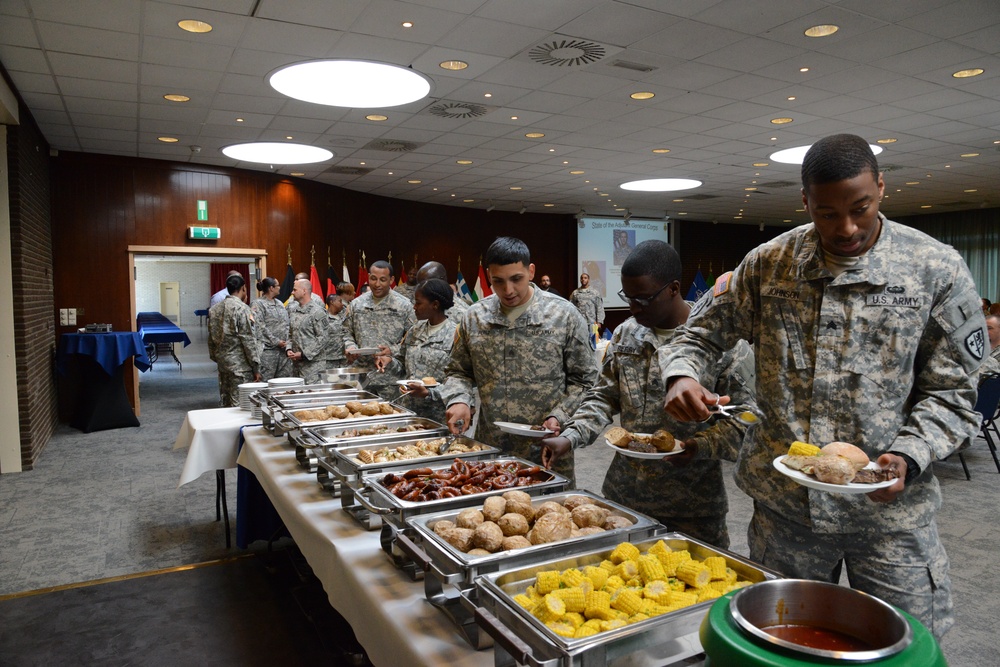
[660,216,986,533]
[390,318,458,424]
[288,299,329,363]
[441,285,599,450]
[250,297,288,350]
[394,283,417,303]
[342,289,417,367]
[561,317,755,517]
[207,294,260,374]
[446,297,469,324]
[570,286,605,324]
[325,310,346,362]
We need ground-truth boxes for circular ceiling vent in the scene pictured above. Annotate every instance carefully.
[529,39,607,67]
[363,138,422,152]
[428,101,491,119]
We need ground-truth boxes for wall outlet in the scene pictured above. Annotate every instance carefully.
[67,308,77,325]
[59,308,68,325]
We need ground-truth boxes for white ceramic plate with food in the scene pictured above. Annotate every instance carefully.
[396,379,424,388]
[772,457,897,494]
[604,435,684,459]
[494,421,553,438]
[350,347,380,355]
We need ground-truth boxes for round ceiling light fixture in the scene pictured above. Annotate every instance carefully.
[620,178,702,192]
[770,143,883,165]
[222,142,334,164]
[269,60,431,108]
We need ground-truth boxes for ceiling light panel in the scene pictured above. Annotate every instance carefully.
[269,60,432,108]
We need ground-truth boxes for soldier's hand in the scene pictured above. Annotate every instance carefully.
[345,349,358,363]
[253,372,262,382]
[867,453,907,503]
[405,382,429,398]
[446,403,471,434]
[541,436,571,469]
[667,439,698,467]
[542,416,561,435]
[664,376,729,422]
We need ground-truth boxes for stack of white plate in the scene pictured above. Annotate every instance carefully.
[238,382,268,416]
[268,377,305,389]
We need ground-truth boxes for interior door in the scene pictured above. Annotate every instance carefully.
[160,281,180,323]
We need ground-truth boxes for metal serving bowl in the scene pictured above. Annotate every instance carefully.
[325,366,369,388]
[729,579,912,661]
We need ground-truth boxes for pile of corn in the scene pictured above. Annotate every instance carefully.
[513,540,751,639]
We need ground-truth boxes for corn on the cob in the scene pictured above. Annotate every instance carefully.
[658,549,692,576]
[788,440,821,457]
[610,588,643,616]
[676,560,711,588]
[609,542,641,564]
[536,570,561,594]
[533,594,566,623]
[703,556,728,581]
[560,568,586,588]
[615,559,639,580]
[637,554,666,583]
[552,587,586,613]
[546,621,577,638]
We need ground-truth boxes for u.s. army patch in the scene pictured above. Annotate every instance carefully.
[965,329,985,361]
[713,271,733,297]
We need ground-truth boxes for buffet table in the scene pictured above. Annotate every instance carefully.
[237,427,491,667]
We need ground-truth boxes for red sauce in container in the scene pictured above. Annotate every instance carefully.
[763,624,874,651]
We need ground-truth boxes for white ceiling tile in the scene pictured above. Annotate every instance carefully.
[238,18,343,57]
[0,45,48,73]
[436,17,549,58]
[7,70,59,94]
[212,92,286,114]
[71,111,137,130]
[899,0,1000,39]
[30,0,140,32]
[350,0,467,45]
[694,36,806,73]
[141,36,234,70]
[0,15,39,48]
[325,31,428,63]
[36,22,138,60]
[632,18,742,61]
[140,64,224,92]
[254,0,369,32]
[691,0,824,35]
[560,3,684,46]
[143,1,248,46]
[474,0,602,30]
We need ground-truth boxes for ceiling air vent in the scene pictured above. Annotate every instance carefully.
[362,138,422,152]
[323,166,373,176]
[423,100,495,120]
[520,36,618,67]
[610,60,657,73]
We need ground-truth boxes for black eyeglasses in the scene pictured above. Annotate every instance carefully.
[618,282,670,307]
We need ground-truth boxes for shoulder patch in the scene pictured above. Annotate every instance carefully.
[966,328,985,361]
[713,271,733,298]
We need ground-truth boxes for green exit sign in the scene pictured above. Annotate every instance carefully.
[188,226,221,240]
[197,200,208,221]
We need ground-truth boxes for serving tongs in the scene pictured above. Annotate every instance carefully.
[439,419,464,454]
[708,403,763,424]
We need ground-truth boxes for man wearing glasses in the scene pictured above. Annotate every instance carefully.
[541,240,755,548]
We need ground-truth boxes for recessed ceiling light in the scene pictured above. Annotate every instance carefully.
[450,193,455,196]
[799,67,809,72]
[543,203,554,207]
[620,178,703,192]
[630,91,655,100]
[432,187,438,191]
[569,170,585,175]
[745,187,757,191]
[770,117,794,124]
[388,172,394,175]
[510,115,518,120]
[952,68,984,78]
[905,181,920,185]
[599,193,609,197]
[787,96,796,101]
[285,136,293,140]
[222,142,334,164]
[236,118,244,122]
[525,132,545,138]
[360,162,366,165]
[965,189,978,193]
[365,114,388,121]
[678,212,687,215]
[158,136,179,143]
[290,172,305,176]
[876,138,897,144]
[439,60,469,71]
[178,20,212,33]
[484,93,492,98]
[770,143,883,164]
[652,148,670,154]
[672,199,684,202]
[804,25,839,37]
[463,199,475,203]
[961,152,980,157]
[921,205,932,208]
[752,162,768,167]
[163,94,190,102]
[270,60,432,108]
[548,148,555,152]
[407,180,421,184]
[510,186,522,190]
[401,21,413,28]
[456,160,473,165]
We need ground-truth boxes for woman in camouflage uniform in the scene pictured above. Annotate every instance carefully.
[251,277,291,381]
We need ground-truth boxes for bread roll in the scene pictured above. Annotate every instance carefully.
[821,441,869,471]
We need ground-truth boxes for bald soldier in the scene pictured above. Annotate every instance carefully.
[416,260,469,324]
[285,279,329,384]
[441,237,598,485]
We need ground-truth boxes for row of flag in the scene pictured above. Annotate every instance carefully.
[455,263,492,304]
[684,268,717,302]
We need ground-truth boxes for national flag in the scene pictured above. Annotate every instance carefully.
[474,264,492,301]
[685,270,709,302]
[456,271,474,304]
[327,262,337,301]
[357,257,368,294]
[342,260,351,286]
[399,264,408,288]
[278,262,295,303]
[309,264,324,300]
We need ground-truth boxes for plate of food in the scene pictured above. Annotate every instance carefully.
[396,379,424,388]
[603,427,683,459]
[494,421,554,438]
[773,441,899,494]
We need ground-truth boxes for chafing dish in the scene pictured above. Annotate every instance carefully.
[261,389,413,437]
[325,365,371,389]
[297,416,448,476]
[352,458,568,579]
[396,491,665,649]
[467,534,781,667]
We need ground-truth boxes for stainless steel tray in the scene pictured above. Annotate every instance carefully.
[298,417,450,475]
[469,534,781,667]
[262,391,413,436]
[396,491,666,649]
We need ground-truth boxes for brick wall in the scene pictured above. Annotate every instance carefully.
[135,260,212,327]
[7,99,56,469]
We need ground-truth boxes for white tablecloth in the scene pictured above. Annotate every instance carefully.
[174,407,259,486]
[236,427,491,667]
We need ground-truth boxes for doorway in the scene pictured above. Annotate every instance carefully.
[160,282,180,323]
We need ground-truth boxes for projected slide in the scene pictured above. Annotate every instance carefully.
[577,217,670,309]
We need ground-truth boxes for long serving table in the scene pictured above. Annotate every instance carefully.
[237,426,492,667]
[137,311,191,369]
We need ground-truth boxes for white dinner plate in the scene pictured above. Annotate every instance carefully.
[604,434,684,459]
[350,347,380,355]
[494,421,554,438]
[772,457,898,494]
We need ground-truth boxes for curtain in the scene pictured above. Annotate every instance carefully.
[211,263,251,296]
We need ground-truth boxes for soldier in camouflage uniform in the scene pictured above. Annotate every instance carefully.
[377,279,458,425]
[207,274,260,406]
[325,293,347,368]
[344,260,417,399]
[977,314,1000,378]
[569,273,605,331]
[394,267,418,303]
[543,241,756,548]
[251,276,291,381]
[441,237,599,485]
[415,260,469,324]
[285,279,329,384]
[661,135,986,639]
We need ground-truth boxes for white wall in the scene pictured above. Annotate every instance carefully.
[135,261,211,326]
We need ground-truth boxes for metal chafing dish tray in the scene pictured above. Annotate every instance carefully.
[291,416,447,474]
[353,458,569,579]
[262,390,413,437]
[314,431,496,499]
[467,534,781,667]
[395,491,665,649]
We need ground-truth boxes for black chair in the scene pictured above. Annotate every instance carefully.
[960,374,1000,477]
